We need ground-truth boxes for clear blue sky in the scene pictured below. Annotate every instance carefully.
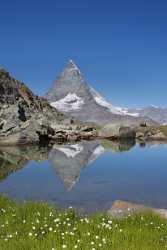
[1,0,167,107]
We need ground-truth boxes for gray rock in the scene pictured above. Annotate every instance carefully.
[108,200,167,219]
[98,124,136,139]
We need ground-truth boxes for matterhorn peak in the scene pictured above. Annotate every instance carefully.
[65,59,81,75]
[67,59,78,67]
[46,61,158,126]
[68,59,76,66]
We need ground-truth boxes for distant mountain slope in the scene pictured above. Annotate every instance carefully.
[127,106,167,124]
[46,60,155,126]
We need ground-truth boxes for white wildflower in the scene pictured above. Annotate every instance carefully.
[108,220,112,224]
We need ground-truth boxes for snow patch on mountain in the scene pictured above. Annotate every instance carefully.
[51,89,140,117]
[115,107,139,117]
[94,95,121,115]
[90,87,139,117]
[150,105,160,109]
[68,60,81,74]
[51,93,84,112]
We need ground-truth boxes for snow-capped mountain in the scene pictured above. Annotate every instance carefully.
[89,86,139,117]
[45,60,155,126]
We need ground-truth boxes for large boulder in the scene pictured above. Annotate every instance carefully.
[98,124,136,139]
[108,200,167,219]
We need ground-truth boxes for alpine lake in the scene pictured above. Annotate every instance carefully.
[0,139,167,214]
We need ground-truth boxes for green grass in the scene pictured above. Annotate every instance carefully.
[0,196,167,249]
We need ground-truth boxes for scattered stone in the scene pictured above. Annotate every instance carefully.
[108,200,167,219]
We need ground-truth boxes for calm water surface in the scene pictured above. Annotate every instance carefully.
[0,140,167,213]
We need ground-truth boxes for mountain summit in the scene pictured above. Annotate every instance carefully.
[46,60,154,126]
[46,59,90,104]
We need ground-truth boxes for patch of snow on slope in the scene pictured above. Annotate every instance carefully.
[150,105,160,109]
[57,144,83,158]
[90,87,139,117]
[115,107,139,117]
[51,93,84,112]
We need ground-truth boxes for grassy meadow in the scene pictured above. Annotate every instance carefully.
[0,196,167,249]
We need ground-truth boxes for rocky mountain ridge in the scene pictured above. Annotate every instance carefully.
[0,68,97,145]
[128,106,167,124]
[46,60,156,127]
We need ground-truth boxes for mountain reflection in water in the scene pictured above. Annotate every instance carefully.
[1,140,167,213]
[0,140,135,190]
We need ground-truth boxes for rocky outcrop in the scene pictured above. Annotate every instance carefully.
[49,125,97,143]
[108,200,167,219]
[135,125,167,142]
[0,68,97,145]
